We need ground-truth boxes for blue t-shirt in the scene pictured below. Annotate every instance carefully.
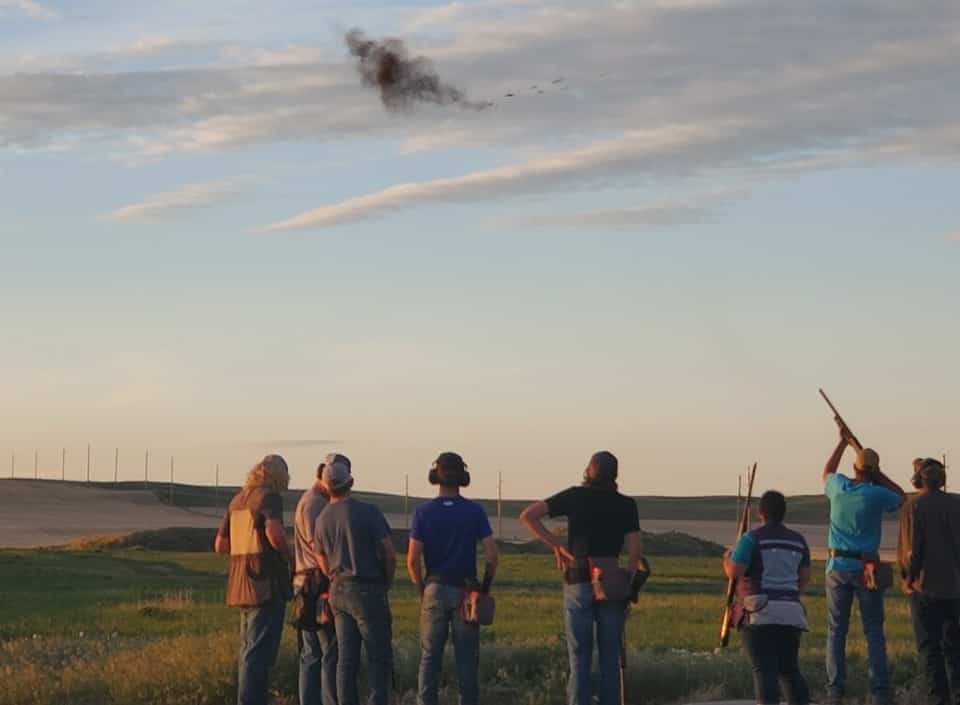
[824,473,902,572]
[410,496,493,583]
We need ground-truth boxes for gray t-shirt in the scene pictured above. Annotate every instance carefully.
[293,486,328,585]
[315,497,391,581]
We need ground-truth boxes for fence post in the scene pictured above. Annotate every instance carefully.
[61,448,66,481]
[9,451,13,479]
[215,464,221,514]
[86,443,91,483]
[404,474,410,530]
[34,449,38,480]
[114,448,119,486]
[144,449,149,488]
[169,457,175,505]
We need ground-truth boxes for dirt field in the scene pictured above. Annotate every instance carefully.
[0,479,899,556]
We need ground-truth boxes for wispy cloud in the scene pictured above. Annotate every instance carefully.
[107,179,253,223]
[0,0,60,21]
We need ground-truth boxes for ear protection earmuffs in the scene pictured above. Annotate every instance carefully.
[428,462,470,487]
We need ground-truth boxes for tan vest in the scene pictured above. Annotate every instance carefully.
[225,488,290,607]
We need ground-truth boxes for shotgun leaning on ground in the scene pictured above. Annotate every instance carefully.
[719,462,757,648]
[819,388,864,451]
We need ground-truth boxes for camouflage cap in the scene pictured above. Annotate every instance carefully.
[854,447,880,472]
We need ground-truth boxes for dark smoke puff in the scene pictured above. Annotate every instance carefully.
[345,29,483,110]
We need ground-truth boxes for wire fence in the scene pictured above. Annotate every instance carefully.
[3,445,515,537]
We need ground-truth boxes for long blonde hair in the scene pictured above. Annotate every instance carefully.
[243,454,290,495]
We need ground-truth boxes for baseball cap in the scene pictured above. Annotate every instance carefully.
[321,453,353,491]
[854,447,880,472]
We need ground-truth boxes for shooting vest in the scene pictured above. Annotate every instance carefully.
[225,487,291,608]
[736,523,809,630]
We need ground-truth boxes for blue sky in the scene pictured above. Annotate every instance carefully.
[2,0,958,498]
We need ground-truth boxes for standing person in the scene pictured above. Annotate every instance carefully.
[314,457,396,705]
[214,455,294,705]
[898,457,960,705]
[293,454,343,705]
[519,451,644,705]
[407,452,500,705]
[724,490,812,705]
[822,429,905,705]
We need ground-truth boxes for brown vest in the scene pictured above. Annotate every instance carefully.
[225,488,291,607]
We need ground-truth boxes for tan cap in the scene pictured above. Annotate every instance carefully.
[854,447,880,472]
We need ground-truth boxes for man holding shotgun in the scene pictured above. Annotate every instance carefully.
[820,390,906,705]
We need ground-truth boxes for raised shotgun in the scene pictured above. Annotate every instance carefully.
[719,462,757,648]
[818,388,864,451]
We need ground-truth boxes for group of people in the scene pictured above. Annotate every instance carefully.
[214,435,960,705]
[723,429,960,705]
[214,449,642,705]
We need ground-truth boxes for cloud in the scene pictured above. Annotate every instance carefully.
[4,0,960,229]
[107,179,253,223]
[0,0,60,20]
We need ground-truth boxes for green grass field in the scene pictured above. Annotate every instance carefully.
[0,549,923,705]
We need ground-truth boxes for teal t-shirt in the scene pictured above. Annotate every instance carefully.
[824,473,901,572]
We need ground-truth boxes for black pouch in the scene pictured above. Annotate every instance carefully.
[290,570,329,631]
[864,561,894,591]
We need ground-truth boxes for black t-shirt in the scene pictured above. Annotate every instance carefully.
[546,485,640,558]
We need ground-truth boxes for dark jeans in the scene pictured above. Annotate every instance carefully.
[563,582,626,705]
[741,625,810,705]
[826,570,891,698]
[330,580,393,705]
[237,593,286,705]
[910,593,960,705]
[299,624,338,705]
[418,583,480,705]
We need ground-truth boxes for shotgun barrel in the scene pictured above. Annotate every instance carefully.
[719,462,757,648]
[818,388,864,451]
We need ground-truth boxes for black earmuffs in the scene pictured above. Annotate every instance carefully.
[428,463,470,487]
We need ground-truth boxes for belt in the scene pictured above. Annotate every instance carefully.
[828,549,879,561]
[425,575,475,588]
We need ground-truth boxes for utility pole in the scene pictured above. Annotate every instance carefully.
[144,449,150,488]
[34,449,38,480]
[61,448,66,481]
[114,448,119,486]
[86,443,91,483]
[169,457,175,505]
[737,474,743,525]
[404,474,410,530]
[215,464,221,514]
[497,471,503,540]
[9,451,13,479]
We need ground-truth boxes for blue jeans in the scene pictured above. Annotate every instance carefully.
[563,582,626,705]
[825,570,891,698]
[299,624,338,705]
[330,580,393,705]
[418,583,480,705]
[237,593,286,705]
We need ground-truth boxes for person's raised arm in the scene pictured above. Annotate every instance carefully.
[823,430,849,483]
[480,535,499,592]
[407,538,424,596]
[870,468,906,503]
[520,500,574,570]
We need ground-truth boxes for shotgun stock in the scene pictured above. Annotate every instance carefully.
[818,388,864,451]
[719,462,757,648]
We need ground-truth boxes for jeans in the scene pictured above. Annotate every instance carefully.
[418,583,480,705]
[825,570,891,699]
[299,624,338,705]
[237,593,286,705]
[741,625,810,705]
[330,580,393,705]
[910,593,960,705]
[563,582,626,705]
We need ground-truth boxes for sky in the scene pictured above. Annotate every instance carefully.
[1,0,958,499]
